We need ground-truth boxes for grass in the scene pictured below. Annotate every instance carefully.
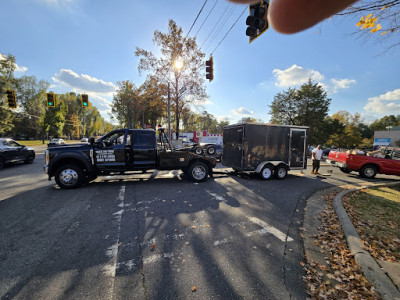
[343,184,400,262]
[16,140,77,147]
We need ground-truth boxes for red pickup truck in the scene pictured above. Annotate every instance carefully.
[327,148,400,178]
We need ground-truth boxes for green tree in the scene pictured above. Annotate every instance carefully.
[269,88,297,125]
[111,81,142,128]
[135,19,207,138]
[41,98,67,137]
[12,75,49,139]
[370,115,399,131]
[0,54,16,135]
[269,79,331,145]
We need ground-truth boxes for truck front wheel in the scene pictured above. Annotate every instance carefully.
[187,161,208,182]
[340,167,351,173]
[359,165,377,179]
[55,164,84,189]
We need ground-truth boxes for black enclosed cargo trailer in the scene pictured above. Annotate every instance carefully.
[222,123,308,180]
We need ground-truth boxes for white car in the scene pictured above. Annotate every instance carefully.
[81,138,89,143]
[48,138,66,147]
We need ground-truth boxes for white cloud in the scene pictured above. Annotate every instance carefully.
[271,65,356,95]
[0,53,28,74]
[51,69,117,121]
[331,78,356,93]
[364,89,400,114]
[273,64,324,87]
[231,107,254,116]
[52,69,117,94]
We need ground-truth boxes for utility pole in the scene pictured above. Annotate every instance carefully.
[168,82,171,140]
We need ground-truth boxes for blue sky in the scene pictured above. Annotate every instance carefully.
[1,0,400,126]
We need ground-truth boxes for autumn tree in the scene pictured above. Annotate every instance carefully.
[327,110,363,148]
[339,0,400,48]
[135,19,207,138]
[139,77,167,128]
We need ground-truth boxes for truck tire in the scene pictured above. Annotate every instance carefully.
[55,164,84,189]
[259,165,273,180]
[339,167,351,173]
[195,147,203,155]
[274,165,288,180]
[207,146,216,155]
[359,165,377,179]
[187,161,208,182]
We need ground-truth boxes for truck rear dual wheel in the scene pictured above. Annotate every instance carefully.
[187,161,208,182]
[55,164,84,189]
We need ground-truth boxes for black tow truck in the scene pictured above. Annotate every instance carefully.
[44,128,216,189]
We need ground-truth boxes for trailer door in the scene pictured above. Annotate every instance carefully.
[222,125,244,169]
[289,129,306,168]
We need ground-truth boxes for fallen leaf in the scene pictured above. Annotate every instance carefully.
[191,286,197,292]
[191,226,196,229]
[151,244,156,250]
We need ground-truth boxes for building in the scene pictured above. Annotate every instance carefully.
[373,127,400,147]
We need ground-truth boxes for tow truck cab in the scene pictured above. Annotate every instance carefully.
[45,128,216,189]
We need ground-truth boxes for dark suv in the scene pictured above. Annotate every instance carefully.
[0,138,35,169]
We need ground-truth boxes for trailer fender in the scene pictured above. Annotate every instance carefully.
[255,161,288,173]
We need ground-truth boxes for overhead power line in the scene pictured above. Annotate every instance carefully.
[200,3,232,50]
[186,0,209,39]
[194,0,219,38]
[204,4,236,52]
[211,7,247,55]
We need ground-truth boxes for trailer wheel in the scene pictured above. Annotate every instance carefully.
[194,147,203,155]
[274,165,288,180]
[259,165,273,180]
[55,164,84,189]
[359,165,377,179]
[187,161,208,182]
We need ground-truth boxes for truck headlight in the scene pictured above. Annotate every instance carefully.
[45,150,49,166]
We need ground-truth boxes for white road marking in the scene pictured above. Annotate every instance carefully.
[205,189,227,202]
[103,184,126,300]
[246,216,293,242]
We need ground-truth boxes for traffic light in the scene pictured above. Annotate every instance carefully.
[6,89,17,108]
[46,93,56,107]
[81,94,89,107]
[246,0,269,43]
[205,57,213,82]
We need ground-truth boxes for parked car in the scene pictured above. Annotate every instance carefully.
[81,137,89,143]
[323,148,331,156]
[48,138,66,147]
[0,138,35,169]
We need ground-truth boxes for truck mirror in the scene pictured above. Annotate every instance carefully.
[88,137,95,145]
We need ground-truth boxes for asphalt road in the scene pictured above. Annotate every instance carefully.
[0,148,398,299]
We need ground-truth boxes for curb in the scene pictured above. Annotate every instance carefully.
[333,183,400,300]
